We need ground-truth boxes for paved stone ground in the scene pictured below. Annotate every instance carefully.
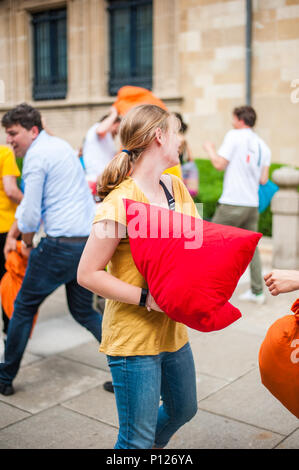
[0,237,298,449]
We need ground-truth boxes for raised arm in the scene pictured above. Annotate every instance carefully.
[203,141,229,171]
[96,106,119,138]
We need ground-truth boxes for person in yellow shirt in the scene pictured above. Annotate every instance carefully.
[0,146,23,335]
[77,104,198,449]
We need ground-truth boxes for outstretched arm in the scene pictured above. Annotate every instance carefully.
[203,141,229,171]
[264,269,299,295]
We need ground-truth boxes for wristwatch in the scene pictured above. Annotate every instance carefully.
[21,240,33,249]
[139,288,149,307]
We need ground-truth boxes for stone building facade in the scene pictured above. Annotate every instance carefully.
[0,0,298,164]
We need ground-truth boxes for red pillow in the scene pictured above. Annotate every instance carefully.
[124,199,262,332]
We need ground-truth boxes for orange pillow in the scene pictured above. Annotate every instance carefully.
[259,298,299,419]
[0,241,38,335]
[113,86,167,117]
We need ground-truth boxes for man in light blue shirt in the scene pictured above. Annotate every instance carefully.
[0,103,102,396]
[16,129,96,237]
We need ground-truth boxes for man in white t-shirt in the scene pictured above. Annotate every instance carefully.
[83,106,121,187]
[203,106,271,304]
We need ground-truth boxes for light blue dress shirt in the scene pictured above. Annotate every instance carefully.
[15,130,96,237]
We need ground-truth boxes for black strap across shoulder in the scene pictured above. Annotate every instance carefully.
[159,180,175,211]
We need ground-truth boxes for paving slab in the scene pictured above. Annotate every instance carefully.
[62,382,118,428]
[20,350,44,368]
[0,405,118,449]
[196,373,229,401]
[166,409,285,449]
[63,375,234,435]
[37,284,68,321]
[231,285,298,337]
[199,368,299,436]
[188,327,263,382]
[0,402,30,430]
[0,356,109,414]
[0,240,297,450]
[59,339,110,372]
[0,441,11,449]
[275,428,299,449]
[26,315,96,356]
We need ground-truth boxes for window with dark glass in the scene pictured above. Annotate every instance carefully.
[108,0,152,95]
[32,8,67,100]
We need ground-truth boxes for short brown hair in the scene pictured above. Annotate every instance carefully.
[2,103,43,132]
[233,106,257,127]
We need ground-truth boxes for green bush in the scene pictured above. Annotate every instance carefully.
[192,159,285,237]
[16,157,24,187]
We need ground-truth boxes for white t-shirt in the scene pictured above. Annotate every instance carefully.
[83,123,116,181]
[218,128,271,207]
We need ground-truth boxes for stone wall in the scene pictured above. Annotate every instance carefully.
[0,0,298,164]
[178,0,299,164]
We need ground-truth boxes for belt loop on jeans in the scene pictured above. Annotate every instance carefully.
[46,235,88,243]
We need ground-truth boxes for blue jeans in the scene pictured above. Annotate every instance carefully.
[0,237,102,385]
[107,342,197,449]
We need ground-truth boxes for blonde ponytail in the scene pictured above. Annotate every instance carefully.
[97,104,172,200]
[97,150,132,200]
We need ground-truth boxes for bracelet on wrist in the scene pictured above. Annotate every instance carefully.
[139,288,149,307]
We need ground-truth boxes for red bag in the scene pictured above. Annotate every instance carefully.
[124,199,262,332]
[259,299,299,418]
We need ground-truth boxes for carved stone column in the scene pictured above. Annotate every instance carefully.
[271,166,299,269]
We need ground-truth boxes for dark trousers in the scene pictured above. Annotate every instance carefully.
[0,236,102,385]
[0,232,10,334]
[0,232,7,280]
[212,203,263,294]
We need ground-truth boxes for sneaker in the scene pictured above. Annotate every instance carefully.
[103,381,114,393]
[238,289,265,305]
[0,381,15,396]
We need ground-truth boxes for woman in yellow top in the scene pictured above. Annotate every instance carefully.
[0,145,23,335]
[77,104,198,449]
